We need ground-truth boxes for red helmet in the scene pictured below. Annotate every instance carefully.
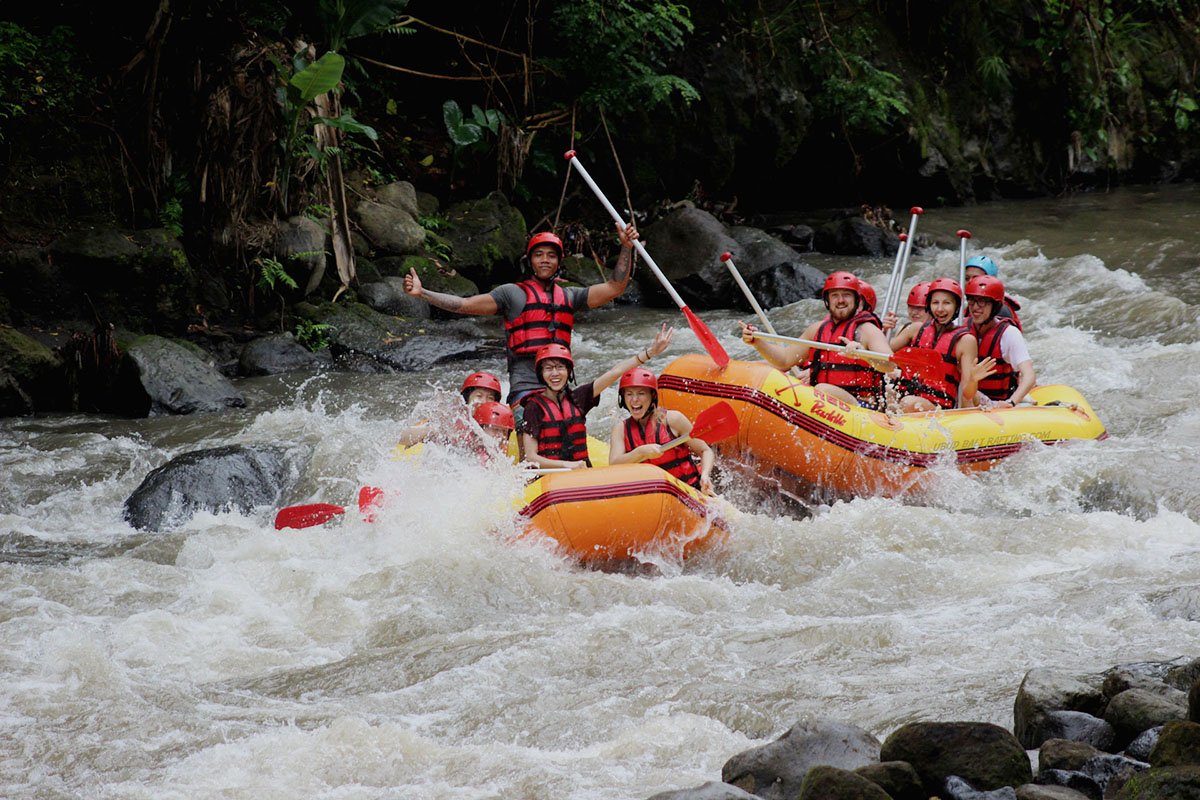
[965,275,1005,304]
[856,279,877,312]
[925,277,964,317]
[460,371,502,403]
[618,367,658,411]
[473,401,515,431]
[526,231,564,258]
[822,271,861,308]
[907,281,932,308]
[534,343,573,368]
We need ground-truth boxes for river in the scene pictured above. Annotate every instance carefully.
[3,184,1199,799]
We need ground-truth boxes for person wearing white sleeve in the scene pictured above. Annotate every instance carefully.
[964,275,1036,407]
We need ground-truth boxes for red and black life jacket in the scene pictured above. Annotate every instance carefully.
[905,320,969,408]
[503,279,574,358]
[808,311,883,404]
[623,414,701,489]
[970,317,1019,401]
[525,391,590,463]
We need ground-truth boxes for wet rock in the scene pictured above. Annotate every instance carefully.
[943,775,1018,799]
[765,223,815,251]
[123,445,296,532]
[1014,668,1107,748]
[357,278,432,319]
[440,192,527,286]
[376,180,419,218]
[729,225,826,308]
[853,760,925,800]
[1039,739,1104,773]
[295,300,497,372]
[813,217,902,257]
[1014,784,1094,800]
[721,719,881,800]
[0,327,66,416]
[1111,765,1200,799]
[1034,769,1101,800]
[645,782,760,800]
[238,333,326,376]
[1193,680,1200,723]
[274,215,329,295]
[1104,688,1188,747]
[1166,658,1200,692]
[1125,726,1161,762]
[1041,711,1115,751]
[1150,721,1200,767]
[353,199,425,256]
[880,721,1033,795]
[1077,753,1148,794]
[797,765,891,799]
[116,335,245,416]
[1103,668,1180,700]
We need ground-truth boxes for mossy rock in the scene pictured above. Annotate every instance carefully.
[403,255,479,296]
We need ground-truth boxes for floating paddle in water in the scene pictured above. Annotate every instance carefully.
[632,401,739,462]
[274,486,385,530]
[565,150,729,368]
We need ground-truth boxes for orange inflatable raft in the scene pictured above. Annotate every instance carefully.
[657,354,1107,499]
[517,463,732,565]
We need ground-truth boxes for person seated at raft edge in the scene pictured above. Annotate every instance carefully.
[607,367,715,495]
[963,275,1036,408]
[888,277,993,413]
[395,370,504,447]
[403,224,639,406]
[739,270,894,409]
[964,255,1022,330]
[521,325,674,470]
[471,401,518,459]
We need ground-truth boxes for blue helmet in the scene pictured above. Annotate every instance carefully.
[965,255,998,276]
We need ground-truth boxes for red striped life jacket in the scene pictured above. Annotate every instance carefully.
[503,279,574,357]
[623,414,701,489]
[907,320,969,409]
[809,311,884,404]
[970,317,1019,401]
[525,391,590,463]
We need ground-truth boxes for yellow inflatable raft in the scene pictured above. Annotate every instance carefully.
[517,462,731,565]
[657,354,1107,499]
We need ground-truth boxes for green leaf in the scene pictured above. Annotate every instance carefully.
[290,52,345,103]
[443,99,482,146]
[385,98,397,115]
[313,113,379,140]
[1179,96,1198,112]
[320,0,411,50]
[443,99,463,129]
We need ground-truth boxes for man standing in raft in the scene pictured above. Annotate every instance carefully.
[964,275,1036,408]
[739,271,894,409]
[521,325,674,470]
[607,367,715,494]
[403,224,639,405]
[889,277,991,412]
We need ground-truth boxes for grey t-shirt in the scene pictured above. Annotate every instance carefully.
[490,281,590,402]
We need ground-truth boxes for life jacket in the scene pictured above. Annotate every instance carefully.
[503,279,574,359]
[808,311,883,404]
[623,414,701,489]
[970,317,1019,401]
[905,320,969,408]
[524,391,590,463]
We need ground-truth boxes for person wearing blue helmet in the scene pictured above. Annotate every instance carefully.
[964,255,1023,330]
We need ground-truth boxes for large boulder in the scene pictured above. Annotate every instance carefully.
[1040,711,1115,751]
[798,765,892,799]
[1039,739,1104,773]
[238,333,326,376]
[273,215,330,295]
[357,278,432,319]
[294,300,497,372]
[1104,688,1188,748]
[813,216,902,257]
[1014,669,1107,749]
[123,445,297,532]
[1150,721,1200,767]
[645,782,760,800]
[353,199,425,256]
[729,225,826,308]
[440,192,527,286]
[1112,765,1200,799]
[853,761,925,800]
[115,335,246,415]
[0,327,66,416]
[721,719,881,800]
[880,721,1033,795]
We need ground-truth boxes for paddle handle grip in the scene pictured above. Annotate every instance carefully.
[565,151,689,310]
[631,433,690,463]
[751,330,894,363]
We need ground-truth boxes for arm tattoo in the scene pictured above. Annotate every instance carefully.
[612,246,632,284]
[421,289,465,313]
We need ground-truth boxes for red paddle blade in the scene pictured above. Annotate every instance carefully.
[358,486,384,523]
[274,503,345,530]
[682,306,729,368]
[892,346,944,381]
[690,401,740,444]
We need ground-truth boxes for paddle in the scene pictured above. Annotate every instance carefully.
[564,150,730,368]
[881,232,909,321]
[883,207,923,317]
[747,330,942,376]
[631,400,739,462]
[956,229,972,325]
[274,485,385,530]
[719,251,804,379]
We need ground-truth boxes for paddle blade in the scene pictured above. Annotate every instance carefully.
[274,503,345,530]
[682,306,730,368]
[690,400,739,444]
[358,486,384,523]
[892,347,944,381]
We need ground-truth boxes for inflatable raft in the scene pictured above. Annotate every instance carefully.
[657,354,1107,499]
[517,463,731,565]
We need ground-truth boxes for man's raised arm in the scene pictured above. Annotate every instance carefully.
[403,268,499,316]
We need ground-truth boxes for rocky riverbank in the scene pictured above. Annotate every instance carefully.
[647,657,1200,800]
